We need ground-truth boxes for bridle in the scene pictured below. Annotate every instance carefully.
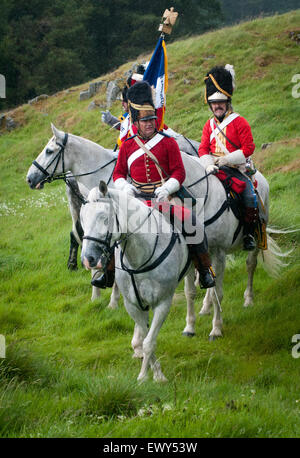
[32,133,69,186]
[82,196,190,311]
[32,133,117,204]
[82,199,118,270]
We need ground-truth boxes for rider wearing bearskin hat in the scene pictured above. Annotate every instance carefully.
[92,81,216,290]
[198,64,258,251]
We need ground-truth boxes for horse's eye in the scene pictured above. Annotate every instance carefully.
[45,148,53,155]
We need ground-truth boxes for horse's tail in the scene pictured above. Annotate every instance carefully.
[258,226,297,277]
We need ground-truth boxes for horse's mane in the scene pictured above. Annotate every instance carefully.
[69,132,115,154]
[87,186,171,236]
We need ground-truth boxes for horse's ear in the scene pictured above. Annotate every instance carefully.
[99,181,108,196]
[51,123,64,141]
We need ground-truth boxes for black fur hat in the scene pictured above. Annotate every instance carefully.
[127,81,155,122]
[205,65,235,103]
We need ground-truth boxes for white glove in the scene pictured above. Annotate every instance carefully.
[215,150,246,167]
[154,178,180,202]
[101,110,119,128]
[214,156,230,167]
[101,110,113,124]
[123,183,136,197]
[198,153,215,169]
[155,186,170,202]
[206,164,219,174]
[114,178,136,197]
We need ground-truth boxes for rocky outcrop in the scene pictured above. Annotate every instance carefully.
[0,114,18,132]
[79,81,105,101]
[28,94,49,104]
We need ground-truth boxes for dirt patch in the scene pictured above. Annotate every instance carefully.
[57,113,83,130]
[255,55,274,67]
[254,137,300,173]
[273,156,300,173]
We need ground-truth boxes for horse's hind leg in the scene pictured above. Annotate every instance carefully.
[243,248,259,307]
[182,268,197,336]
[209,251,225,340]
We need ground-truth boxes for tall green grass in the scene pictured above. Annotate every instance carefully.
[0,11,300,438]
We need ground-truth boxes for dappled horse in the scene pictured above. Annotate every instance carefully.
[80,182,195,381]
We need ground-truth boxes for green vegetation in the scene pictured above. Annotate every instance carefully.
[0,0,222,108]
[0,11,300,438]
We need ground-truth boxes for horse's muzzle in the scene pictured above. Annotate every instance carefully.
[26,175,44,190]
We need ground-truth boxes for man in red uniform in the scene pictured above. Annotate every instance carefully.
[92,81,215,289]
[198,65,258,250]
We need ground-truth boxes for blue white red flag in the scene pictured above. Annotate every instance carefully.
[143,36,168,131]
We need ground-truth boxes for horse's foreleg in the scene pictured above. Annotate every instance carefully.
[65,180,84,270]
[209,251,225,340]
[243,248,259,307]
[138,299,172,383]
[107,282,120,310]
[131,322,147,359]
[199,289,213,315]
[123,301,149,378]
[182,269,197,336]
[91,269,101,301]
[67,231,79,270]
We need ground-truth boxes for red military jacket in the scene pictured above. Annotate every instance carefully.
[113,131,185,186]
[198,113,255,159]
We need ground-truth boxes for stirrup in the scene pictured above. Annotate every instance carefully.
[91,270,115,289]
[243,234,256,251]
[198,266,216,289]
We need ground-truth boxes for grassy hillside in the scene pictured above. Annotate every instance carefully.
[0,11,300,439]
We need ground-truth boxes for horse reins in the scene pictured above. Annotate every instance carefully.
[32,133,69,185]
[32,133,117,204]
[32,133,117,185]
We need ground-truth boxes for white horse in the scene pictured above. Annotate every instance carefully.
[26,123,286,340]
[26,124,199,300]
[80,181,195,381]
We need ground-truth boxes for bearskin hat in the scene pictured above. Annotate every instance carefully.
[204,65,235,103]
[127,81,156,123]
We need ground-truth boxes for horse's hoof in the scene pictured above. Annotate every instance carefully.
[67,263,78,271]
[199,309,211,316]
[209,334,222,341]
[154,374,168,383]
[132,351,143,359]
[182,331,195,337]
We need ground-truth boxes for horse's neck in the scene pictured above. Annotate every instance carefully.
[66,135,115,189]
[183,153,227,215]
[117,200,170,269]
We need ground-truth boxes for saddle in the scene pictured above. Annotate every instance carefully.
[216,166,267,249]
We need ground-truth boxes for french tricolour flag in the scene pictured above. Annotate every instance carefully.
[143,36,168,131]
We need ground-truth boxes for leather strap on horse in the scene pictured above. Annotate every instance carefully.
[121,231,180,312]
[204,200,229,227]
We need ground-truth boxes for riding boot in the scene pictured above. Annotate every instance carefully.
[91,255,115,288]
[243,207,258,251]
[188,245,216,289]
